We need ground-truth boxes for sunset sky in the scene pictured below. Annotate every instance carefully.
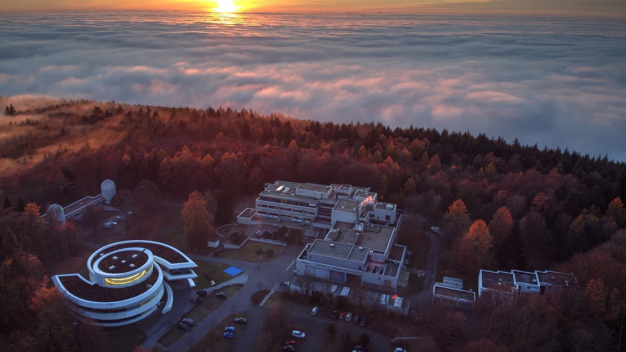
[1,0,625,17]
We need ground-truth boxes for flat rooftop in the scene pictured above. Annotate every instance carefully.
[354,190,376,198]
[536,271,577,287]
[512,270,539,285]
[309,240,353,260]
[376,202,396,211]
[388,244,406,262]
[298,183,332,193]
[334,199,358,213]
[333,221,394,253]
[239,208,256,219]
[434,285,476,301]
[481,270,516,293]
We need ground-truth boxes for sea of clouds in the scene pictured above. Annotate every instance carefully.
[0,12,625,159]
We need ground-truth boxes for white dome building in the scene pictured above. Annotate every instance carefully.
[101,179,117,204]
[47,204,65,225]
[52,240,198,327]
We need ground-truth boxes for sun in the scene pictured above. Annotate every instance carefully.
[214,0,239,12]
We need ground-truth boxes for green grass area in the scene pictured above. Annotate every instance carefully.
[189,313,249,352]
[158,284,243,348]
[106,326,146,352]
[218,241,284,262]
[262,291,281,307]
[398,229,431,270]
[194,261,238,289]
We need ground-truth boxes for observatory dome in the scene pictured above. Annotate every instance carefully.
[101,179,117,204]
[47,204,65,224]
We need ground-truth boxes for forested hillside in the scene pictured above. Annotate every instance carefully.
[2,96,626,351]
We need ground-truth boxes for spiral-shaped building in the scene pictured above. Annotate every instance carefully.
[52,240,197,327]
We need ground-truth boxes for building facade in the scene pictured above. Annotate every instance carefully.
[236,181,406,292]
[52,240,197,327]
[478,269,577,299]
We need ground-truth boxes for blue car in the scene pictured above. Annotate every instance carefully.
[224,326,236,332]
[223,332,234,339]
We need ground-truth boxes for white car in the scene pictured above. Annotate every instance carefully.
[291,330,306,339]
[102,223,112,229]
[394,348,407,352]
[345,312,352,321]
[431,226,441,234]
[311,307,318,315]
[115,216,122,221]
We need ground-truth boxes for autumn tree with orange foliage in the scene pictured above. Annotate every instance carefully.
[181,190,215,248]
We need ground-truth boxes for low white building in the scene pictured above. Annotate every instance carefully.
[478,269,577,299]
[52,240,197,327]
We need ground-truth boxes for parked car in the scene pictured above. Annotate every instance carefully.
[181,318,194,326]
[285,340,296,347]
[291,330,306,339]
[359,316,366,327]
[216,292,227,299]
[311,307,319,315]
[339,312,346,319]
[176,322,190,331]
[331,311,339,319]
[127,211,133,215]
[353,344,367,352]
[102,223,112,229]
[353,315,360,324]
[224,326,236,332]
[223,332,234,339]
[190,290,207,303]
[394,348,407,352]
[345,312,352,321]
[233,317,248,324]
[431,226,441,234]
[281,281,290,287]
[115,216,122,221]
[282,345,295,352]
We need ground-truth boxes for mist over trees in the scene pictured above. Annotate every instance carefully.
[2,100,626,350]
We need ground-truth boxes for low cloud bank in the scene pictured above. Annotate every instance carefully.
[1,12,625,159]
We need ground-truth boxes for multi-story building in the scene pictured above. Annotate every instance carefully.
[478,269,577,299]
[52,240,197,327]
[238,181,397,230]
[237,181,406,292]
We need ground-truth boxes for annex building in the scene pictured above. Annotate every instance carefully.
[478,269,577,299]
[52,240,197,327]
[238,181,407,292]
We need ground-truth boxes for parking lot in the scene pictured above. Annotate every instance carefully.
[281,304,391,352]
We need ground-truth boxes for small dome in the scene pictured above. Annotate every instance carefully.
[101,179,117,204]
[47,204,65,224]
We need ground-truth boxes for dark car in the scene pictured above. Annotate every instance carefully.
[224,326,236,332]
[353,315,360,324]
[331,311,339,319]
[223,332,234,339]
[177,322,190,331]
[216,292,227,299]
[233,317,248,324]
[182,318,194,326]
[282,345,295,352]
[190,290,207,303]
[359,316,366,327]
[285,340,296,347]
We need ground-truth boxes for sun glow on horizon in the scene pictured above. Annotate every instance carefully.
[214,0,240,12]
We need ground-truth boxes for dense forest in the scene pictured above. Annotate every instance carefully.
[1,96,626,351]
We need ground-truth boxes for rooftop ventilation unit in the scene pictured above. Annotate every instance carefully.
[108,265,115,270]
[129,264,135,268]
[132,254,138,259]
[121,260,126,264]
[112,256,118,260]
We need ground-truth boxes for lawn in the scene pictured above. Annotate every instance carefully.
[193,261,239,289]
[218,241,284,262]
[262,291,282,307]
[105,325,146,352]
[158,284,243,348]
[411,231,431,270]
[189,313,249,352]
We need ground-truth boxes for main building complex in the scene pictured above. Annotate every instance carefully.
[238,181,406,292]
